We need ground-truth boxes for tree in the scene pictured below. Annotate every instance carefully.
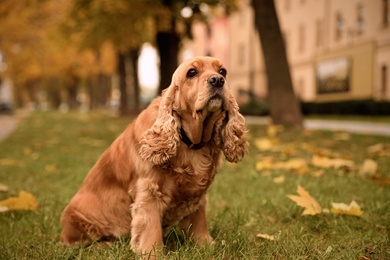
[63,0,154,114]
[251,0,303,127]
[154,0,238,92]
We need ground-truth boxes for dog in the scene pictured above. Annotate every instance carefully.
[60,56,248,256]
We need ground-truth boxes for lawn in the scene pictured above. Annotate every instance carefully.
[0,111,389,259]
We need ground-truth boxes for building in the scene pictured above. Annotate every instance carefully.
[184,0,390,104]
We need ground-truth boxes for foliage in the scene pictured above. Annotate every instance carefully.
[0,111,389,259]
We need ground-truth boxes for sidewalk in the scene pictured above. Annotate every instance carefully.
[245,116,390,136]
[0,113,389,143]
[0,110,29,142]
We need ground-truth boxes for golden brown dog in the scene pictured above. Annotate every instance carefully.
[60,56,248,256]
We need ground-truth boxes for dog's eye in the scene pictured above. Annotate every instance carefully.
[219,68,227,77]
[187,68,198,78]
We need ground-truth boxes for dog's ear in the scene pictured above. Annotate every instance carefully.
[139,85,181,165]
[220,91,248,163]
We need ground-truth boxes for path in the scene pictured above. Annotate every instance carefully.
[245,116,390,136]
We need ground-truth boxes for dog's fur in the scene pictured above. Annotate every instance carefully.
[60,56,248,255]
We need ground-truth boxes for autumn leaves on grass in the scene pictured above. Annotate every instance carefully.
[287,185,363,217]
[253,125,387,241]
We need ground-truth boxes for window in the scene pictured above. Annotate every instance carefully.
[356,3,364,34]
[381,65,388,98]
[335,13,344,41]
[383,0,389,27]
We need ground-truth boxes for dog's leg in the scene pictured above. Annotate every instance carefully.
[130,181,165,256]
[179,196,213,245]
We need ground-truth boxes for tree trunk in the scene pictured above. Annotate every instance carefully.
[251,0,302,127]
[117,51,129,115]
[129,49,140,113]
[156,29,180,93]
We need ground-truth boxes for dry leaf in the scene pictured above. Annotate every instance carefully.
[256,157,308,174]
[267,125,283,137]
[367,143,390,157]
[0,183,9,192]
[287,185,322,216]
[331,200,363,217]
[359,159,377,176]
[311,155,354,169]
[311,170,324,177]
[369,174,390,186]
[273,175,285,184]
[256,157,274,171]
[256,233,276,241]
[274,158,308,174]
[0,158,23,167]
[0,191,38,212]
[334,132,350,141]
[45,163,59,173]
[254,138,274,151]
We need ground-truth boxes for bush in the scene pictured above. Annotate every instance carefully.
[301,99,390,115]
[239,98,269,116]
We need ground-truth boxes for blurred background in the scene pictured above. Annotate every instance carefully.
[0,0,389,121]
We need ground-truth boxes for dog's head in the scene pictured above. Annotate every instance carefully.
[140,56,248,165]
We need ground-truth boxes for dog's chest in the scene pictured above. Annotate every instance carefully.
[163,153,218,222]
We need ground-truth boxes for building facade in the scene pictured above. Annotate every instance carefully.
[184,0,390,103]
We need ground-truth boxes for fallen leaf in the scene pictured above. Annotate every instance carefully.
[0,158,23,167]
[274,158,308,174]
[254,138,274,151]
[256,157,308,174]
[267,125,283,137]
[331,200,363,217]
[369,174,390,186]
[0,183,9,192]
[311,155,354,169]
[311,170,324,177]
[0,191,38,212]
[273,175,285,184]
[334,132,350,141]
[256,233,276,241]
[359,159,377,176]
[45,163,59,173]
[255,156,274,171]
[367,143,390,157]
[287,185,322,216]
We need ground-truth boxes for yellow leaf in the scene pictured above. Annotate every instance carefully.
[287,185,322,216]
[367,143,390,157]
[254,138,274,151]
[45,163,59,173]
[273,175,285,183]
[267,125,283,137]
[0,183,9,192]
[311,155,354,169]
[256,233,276,241]
[334,132,350,141]
[274,158,308,174]
[331,201,363,217]
[311,170,324,177]
[0,158,23,167]
[359,159,377,176]
[255,156,274,171]
[0,191,38,212]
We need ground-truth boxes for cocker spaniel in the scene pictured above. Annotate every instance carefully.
[60,56,248,256]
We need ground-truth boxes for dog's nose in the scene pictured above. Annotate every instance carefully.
[207,75,225,88]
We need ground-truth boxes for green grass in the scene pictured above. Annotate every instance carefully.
[0,111,389,259]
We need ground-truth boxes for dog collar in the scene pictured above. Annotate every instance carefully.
[180,128,206,150]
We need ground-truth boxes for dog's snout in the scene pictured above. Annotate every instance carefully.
[207,75,225,88]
